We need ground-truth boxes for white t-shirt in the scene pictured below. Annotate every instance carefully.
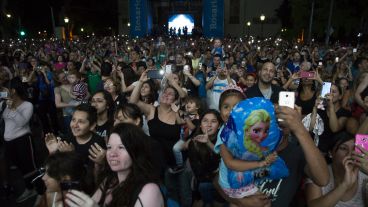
[306,166,367,207]
[3,101,33,141]
[207,77,235,110]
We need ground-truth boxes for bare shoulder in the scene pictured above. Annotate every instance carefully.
[137,183,164,207]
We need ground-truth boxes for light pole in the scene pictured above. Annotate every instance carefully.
[246,21,251,37]
[260,14,265,39]
[64,17,70,41]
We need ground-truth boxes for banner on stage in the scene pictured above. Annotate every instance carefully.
[202,0,224,38]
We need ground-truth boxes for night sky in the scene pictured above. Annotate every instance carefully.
[5,0,118,36]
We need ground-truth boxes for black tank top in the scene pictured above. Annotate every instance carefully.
[148,107,181,167]
[296,92,317,115]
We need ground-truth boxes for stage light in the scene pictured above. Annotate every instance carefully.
[168,14,194,35]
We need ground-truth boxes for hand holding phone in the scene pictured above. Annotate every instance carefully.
[60,181,81,191]
[300,71,315,79]
[278,92,295,121]
[147,70,164,79]
[321,82,332,98]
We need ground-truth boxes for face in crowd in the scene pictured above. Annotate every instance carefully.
[258,62,276,85]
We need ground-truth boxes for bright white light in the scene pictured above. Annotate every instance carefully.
[168,14,194,34]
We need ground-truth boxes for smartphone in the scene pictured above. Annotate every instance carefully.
[335,57,339,63]
[321,82,332,98]
[278,92,295,122]
[198,62,202,69]
[355,134,368,154]
[165,65,172,74]
[22,77,28,83]
[0,92,8,98]
[60,181,81,191]
[318,61,323,66]
[300,71,315,79]
[279,92,295,109]
[353,48,357,53]
[147,70,164,79]
[220,61,225,69]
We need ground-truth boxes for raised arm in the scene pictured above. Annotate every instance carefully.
[128,71,154,118]
[354,74,368,111]
[277,105,329,186]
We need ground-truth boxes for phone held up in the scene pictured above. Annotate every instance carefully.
[60,181,81,191]
[355,134,368,154]
[318,82,332,110]
[278,91,295,121]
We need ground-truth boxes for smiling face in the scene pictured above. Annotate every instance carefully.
[245,75,256,88]
[106,133,132,173]
[247,121,270,143]
[70,110,94,138]
[200,113,220,136]
[258,62,276,84]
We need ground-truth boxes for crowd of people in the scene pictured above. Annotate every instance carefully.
[0,34,367,207]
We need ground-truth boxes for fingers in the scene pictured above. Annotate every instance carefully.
[65,190,90,207]
[355,144,368,155]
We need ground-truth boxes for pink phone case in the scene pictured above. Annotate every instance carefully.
[355,134,368,153]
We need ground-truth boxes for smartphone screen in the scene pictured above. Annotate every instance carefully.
[147,70,164,79]
[353,48,357,53]
[0,92,8,98]
[220,61,225,69]
[321,82,332,98]
[165,65,172,74]
[355,134,368,153]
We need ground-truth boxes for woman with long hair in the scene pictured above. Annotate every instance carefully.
[3,77,37,202]
[64,123,164,207]
[187,110,225,207]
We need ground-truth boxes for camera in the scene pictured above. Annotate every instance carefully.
[60,181,81,191]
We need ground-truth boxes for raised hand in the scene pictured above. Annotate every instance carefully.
[88,143,106,164]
